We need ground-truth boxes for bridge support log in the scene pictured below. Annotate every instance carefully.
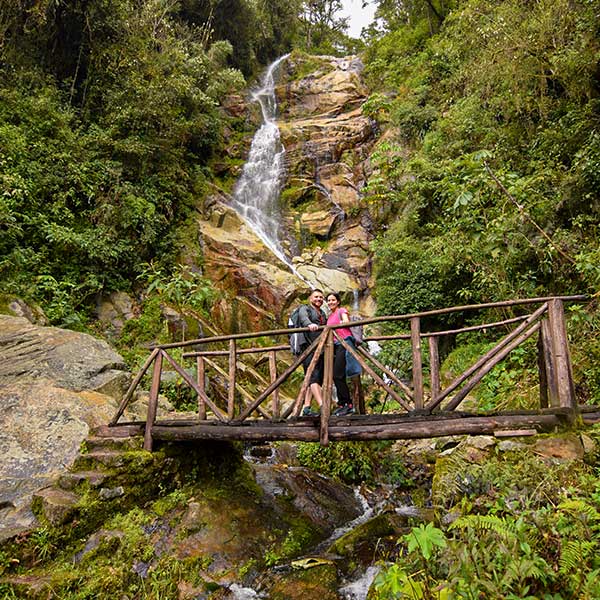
[197,356,206,420]
[320,329,333,446]
[149,412,566,444]
[548,299,576,408]
[144,350,163,451]
[411,317,424,409]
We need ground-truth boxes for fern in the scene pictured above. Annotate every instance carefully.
[449,514,516,542]
[433,451,478,506]
[559,540,596,575]
[557,499,600,523]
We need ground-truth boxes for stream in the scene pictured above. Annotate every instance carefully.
[239,444,421,599]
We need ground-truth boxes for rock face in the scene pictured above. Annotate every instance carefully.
[0,315,129,396]
[0,315,131,541]
[193,52,378,331]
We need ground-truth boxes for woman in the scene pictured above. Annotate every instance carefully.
[326,292,355,416]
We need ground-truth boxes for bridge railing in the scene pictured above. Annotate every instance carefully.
[110,295,586,450]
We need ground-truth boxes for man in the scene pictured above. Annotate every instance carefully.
[298,289,326,416]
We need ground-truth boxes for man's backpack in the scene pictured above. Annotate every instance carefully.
[349,314,364,346]
[288,306,306,355]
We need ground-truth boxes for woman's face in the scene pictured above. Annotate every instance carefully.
[326,295,340,311]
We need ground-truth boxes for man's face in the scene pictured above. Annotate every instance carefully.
[309,291,324,309]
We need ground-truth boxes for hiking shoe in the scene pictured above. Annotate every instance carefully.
[302,407,320,417]
[333,404,354,417]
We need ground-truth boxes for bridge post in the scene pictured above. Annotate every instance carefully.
[320,328,333,446]
[428,336,440,406]
[196,356,206,420]
[144,349,163,451]
[269,350,280,418]
[548,298,576,408]
[228,339,237,419]
[537,319,558,408]
[411,317,424,409]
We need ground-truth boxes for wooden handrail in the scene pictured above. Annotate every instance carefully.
[151,295,587,350]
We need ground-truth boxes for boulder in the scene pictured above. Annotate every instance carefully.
[0,295,47,325]
[533,435,584,461]
[95,291,136,337]
[0,315,132,541]
[198,202,307,328]
[0,315,129,397]
[253,463,362,532]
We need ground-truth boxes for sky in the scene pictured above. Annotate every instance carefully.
[340,0,377,38]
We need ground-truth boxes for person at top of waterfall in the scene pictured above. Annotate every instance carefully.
[299,289,327,417]
[326,292,358,417]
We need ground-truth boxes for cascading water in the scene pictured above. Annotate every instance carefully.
[231,54,297,273]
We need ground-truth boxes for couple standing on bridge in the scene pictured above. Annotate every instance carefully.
[297,289,362,417]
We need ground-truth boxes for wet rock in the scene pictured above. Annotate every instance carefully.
[198,203,303,328]
[253,464,361,533]
[326,512,406,561]
[266,563,340,600]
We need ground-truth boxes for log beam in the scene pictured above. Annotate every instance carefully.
[150,413,564,443]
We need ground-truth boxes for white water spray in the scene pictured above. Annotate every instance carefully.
[231,55,296,272]
[339,565,381,600]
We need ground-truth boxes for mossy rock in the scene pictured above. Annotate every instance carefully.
[326,512,406,560]
[286,51,336,82]
[280,185,318,208]
[0,294,47,324]
[268,563,339,600]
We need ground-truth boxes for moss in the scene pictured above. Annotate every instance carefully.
[116,296,166,369]
[0,293,14,314]
[266,517,321,565]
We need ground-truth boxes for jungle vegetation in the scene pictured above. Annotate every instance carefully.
[1,2,600,598]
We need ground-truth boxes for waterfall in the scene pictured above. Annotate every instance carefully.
[231,54,295,272]
[352,289,360,313]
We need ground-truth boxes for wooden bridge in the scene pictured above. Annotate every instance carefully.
[108,296,597,450]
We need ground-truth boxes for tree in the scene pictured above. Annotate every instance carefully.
[300,0,349,50]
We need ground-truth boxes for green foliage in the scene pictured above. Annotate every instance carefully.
[0,0,243,326]
[442,337,538,411]
[366,0,600,398]
[367,0,600,298]
[374,450,600,599]
[403,522,447,560]
[296,441,375,483]
[139,263,216,314]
